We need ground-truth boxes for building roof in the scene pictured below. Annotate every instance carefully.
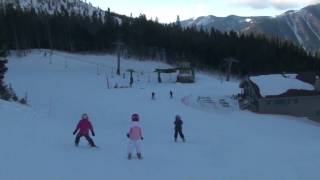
[266,89,320,98]
[249,74,315,98]
[296,72,318,85]
[154,68,177,73]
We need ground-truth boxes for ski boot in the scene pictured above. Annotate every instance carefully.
[128,153,132,160]
[137,153,142,160]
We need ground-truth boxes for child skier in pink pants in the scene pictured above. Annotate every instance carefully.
[126,113,144,160]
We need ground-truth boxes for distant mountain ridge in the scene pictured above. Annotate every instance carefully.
[181,4,320,53]
[182,15,266,32]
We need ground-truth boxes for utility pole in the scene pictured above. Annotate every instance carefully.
[224,58,239,81]
[106,72,110,89]
[127,69,135,87]
[96,64,100,75]
[155,69,162,83]
[113,40,124,76]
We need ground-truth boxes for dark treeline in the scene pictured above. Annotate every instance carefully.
[0,50,9,100]
[0,4,319,75]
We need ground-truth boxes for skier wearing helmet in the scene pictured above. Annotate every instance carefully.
[73,113,96,147]
[126,113,144,160]
[174,115,185,142]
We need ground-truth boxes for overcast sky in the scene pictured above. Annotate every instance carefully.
[86,0,320,23]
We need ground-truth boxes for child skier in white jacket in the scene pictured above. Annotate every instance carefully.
[126,113,144,160]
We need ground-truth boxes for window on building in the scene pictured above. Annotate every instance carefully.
[265,100,272,105]
[274,99,287,105]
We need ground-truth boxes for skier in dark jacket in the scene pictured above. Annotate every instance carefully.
[170,91,173,99]
[174,115,185,142]
[73,113,96,147]
[151,92,155,100]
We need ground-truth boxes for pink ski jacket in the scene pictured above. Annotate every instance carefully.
[128,122,143,141]
[75,119,94,135]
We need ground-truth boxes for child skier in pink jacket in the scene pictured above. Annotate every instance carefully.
[73,113,96,147]
[126,113,144,160]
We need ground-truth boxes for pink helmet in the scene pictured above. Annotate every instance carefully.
[131,113,140,121]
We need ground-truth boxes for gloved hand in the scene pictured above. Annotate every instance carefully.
[73,130,77,135]
[92,132,95,136]
[126,133,130,138]
[141,137,144,141]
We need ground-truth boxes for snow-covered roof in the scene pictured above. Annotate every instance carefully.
[249,74,315,97]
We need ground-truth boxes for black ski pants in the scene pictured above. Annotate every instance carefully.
[174,128,185,140]
[75,133,95,146]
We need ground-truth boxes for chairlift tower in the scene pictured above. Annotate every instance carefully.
[113,40,124,76]
[224,58,239,81]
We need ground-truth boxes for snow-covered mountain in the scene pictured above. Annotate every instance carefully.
[182,3,320,53]
[182,15,266,32]
[0,0,106,20]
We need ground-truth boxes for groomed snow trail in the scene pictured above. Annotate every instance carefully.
[2,50,320,180]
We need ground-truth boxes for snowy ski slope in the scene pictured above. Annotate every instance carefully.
[1,50,320,180]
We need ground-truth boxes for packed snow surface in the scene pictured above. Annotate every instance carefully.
[2,50,320,180]
[250,74,315,97]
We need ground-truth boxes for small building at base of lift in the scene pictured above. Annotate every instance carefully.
[176,62,195,83]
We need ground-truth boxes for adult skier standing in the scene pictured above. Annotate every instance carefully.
[127,113,144,160]
[174,115,185,142]
[73,113,96,147]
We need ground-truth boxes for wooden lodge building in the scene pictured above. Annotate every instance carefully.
[239,73,320,121]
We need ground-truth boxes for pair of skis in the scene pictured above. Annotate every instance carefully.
[75,145,143,160]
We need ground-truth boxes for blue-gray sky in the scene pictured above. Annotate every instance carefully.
[87,0,319,23]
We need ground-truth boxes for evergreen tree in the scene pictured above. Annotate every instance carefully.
[176,15,181,28]
[0,51,10,100]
